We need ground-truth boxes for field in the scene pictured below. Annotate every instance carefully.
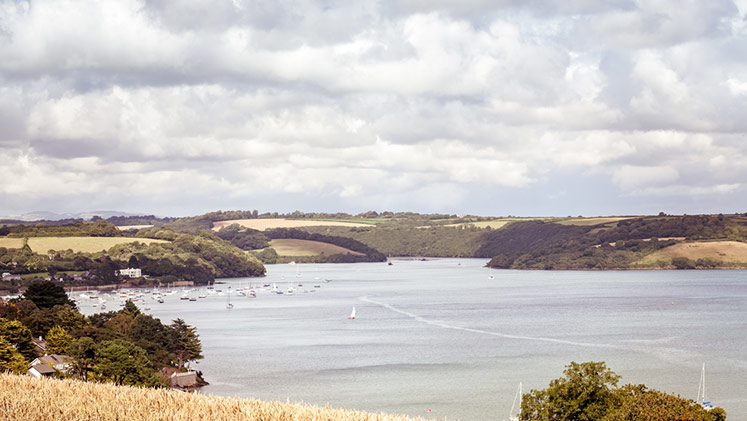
[267,239,365,257]
[637,241,747,265]
[116,225,154,230]
[212,218,370,231]
[0,373,429,421]
[556,217,635,226]
[0,236,168,253]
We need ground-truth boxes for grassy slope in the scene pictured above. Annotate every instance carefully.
[0,374,430,421]
[212,218,371,231]
[637,240,747,266]
[268,239,365,257]
[0,237,168,253]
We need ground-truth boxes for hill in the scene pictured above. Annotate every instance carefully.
[0,373,429,421]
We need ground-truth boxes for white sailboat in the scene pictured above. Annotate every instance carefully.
[226,290,233,309]
[697,363,713,411]
[348,307,356,320]
[509,382,522,421]
[488,267,494,280]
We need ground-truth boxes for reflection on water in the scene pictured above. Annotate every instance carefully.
[75,259,747,421]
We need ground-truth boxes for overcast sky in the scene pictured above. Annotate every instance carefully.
[2,0,747,218]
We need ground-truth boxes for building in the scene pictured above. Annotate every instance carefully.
[117,268,142,278]
[170,371,198,388]
[28,364,57,379]
[1,272,22,282]
[30,354,72,374]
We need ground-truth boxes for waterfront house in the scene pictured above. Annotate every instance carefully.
[117,268,142,278]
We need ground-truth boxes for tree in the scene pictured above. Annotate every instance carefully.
[23,281,75,309]
[522,361,620,420]
[522,362,726,421]
[127,255,140,268]
[0,336,28,374]
[66,336,96,379]
[0,317,36,361]
[94,339,154,386]
[170,318,203,369]
[604,384,726,421]
[46,325,72,354]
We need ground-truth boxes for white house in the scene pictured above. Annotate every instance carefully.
[117,268,142,278]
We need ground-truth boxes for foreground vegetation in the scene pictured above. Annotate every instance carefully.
[1,282,203,388]
[0,373,431,421]
[521,361,726,420]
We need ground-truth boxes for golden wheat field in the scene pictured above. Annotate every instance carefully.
[637,240,747,265]
[211,218,369,231]
[0,237,169,253]
[267,239,365,257]
[0,374,434,421]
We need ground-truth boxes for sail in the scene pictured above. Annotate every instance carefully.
[349,307,356,319]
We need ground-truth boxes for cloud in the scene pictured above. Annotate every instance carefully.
[1,0,747,217]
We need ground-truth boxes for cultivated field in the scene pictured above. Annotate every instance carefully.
[212,218,370,231]
[0,236,168,253]
[638,241,747,265]
[268,239,365,257]
[0,373,431,421]
[116,225,154,230]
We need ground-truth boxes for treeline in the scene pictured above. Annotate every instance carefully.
[0,282,203,387]
[0,221,122,238]
[305,225,486,258]
[264,228,386,262]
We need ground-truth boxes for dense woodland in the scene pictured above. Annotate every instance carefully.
[0,281,203,387]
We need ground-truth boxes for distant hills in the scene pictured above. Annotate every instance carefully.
[1,210,141,222]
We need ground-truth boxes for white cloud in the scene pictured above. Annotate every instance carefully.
[1,0,747,216]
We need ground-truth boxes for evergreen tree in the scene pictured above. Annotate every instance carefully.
[23,281,75,309]
[0,337,28,374]
[46,325,72,354]
[170,318,203,369]
[0,318,36,361]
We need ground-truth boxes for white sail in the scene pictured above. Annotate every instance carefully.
[349,307,356,319]
[698,363,713,410]
[509,382,522,421]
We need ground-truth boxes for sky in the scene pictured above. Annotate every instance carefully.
[2,0,747,218]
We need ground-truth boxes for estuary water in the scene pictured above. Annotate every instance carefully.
[77,259,747,420]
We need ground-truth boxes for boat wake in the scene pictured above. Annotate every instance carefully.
[360,296,623,351]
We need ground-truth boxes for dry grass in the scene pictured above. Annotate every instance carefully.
[0,237,23,248]
[556,217,634,226]
[0,374,432,421]
[267,239,365,257]
[212,219,370,231]
[23,237,168,253]
[637,241,747,265]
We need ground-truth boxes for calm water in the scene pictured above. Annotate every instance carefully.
[77,259,747,420]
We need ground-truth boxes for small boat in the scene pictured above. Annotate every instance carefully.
[248,290,256,298]
[697,363,714,411]
[286,287,295,295]
[509,382,522,421]
[348,307,356,320]
[226,291,233,309]
[387,255,393,266]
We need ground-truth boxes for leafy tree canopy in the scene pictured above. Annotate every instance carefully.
[22,281,75,309]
